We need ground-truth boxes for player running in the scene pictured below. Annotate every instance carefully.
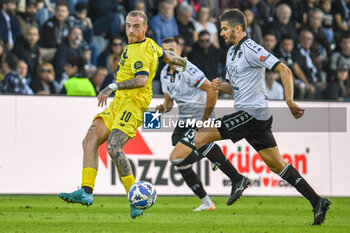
[170,9,331,225]
[59,10,187,219]
[157,37,248,211]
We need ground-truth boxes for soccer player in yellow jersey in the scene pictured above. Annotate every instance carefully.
[59,10,187,219]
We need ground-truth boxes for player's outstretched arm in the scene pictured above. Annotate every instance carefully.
[162,50,187,68]
[97,75,148,107]
[156,93,174,113]
[200,79,218,121]
[212,77,233,95]
[274,63,305,119]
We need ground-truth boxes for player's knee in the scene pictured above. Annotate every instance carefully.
[169,149,183,160]
[82,135,99,152]
[106,141,122,157]
[194,135,206,149]
[169,151,177,161]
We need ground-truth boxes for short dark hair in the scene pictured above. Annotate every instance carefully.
[75,2,87,12]
[26,0,37,7]
[281,34,294,42]
[341,32,350,41]
[160,0,173,6]
[65,56,86,73]
[5,53,19,70]
[219,9,246,32]
[263,31,277,39]
[198,30,210,38]
[56,1,69,10]
[162,37,179,45]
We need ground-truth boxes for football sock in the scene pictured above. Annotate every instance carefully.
[178,166,207,199]
[280,164,320,208]
[176,150,204,166]
[201,195,213,205]
[81,167,97,193]
[199,143,243,183]
[121,174,136,193]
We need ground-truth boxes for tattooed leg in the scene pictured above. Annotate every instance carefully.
[107,129,132,176]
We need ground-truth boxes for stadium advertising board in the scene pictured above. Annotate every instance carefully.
[0,96,349,196]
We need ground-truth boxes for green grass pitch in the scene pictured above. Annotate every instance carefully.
[0,195,349,233]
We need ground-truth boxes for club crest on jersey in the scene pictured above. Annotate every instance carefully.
[232,51,243,61]
[134,61,143,69]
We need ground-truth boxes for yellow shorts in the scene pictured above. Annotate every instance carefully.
[94,97,146,138]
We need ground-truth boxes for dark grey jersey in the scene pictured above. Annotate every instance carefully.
[160,61,210,121]
[225,37,280,120]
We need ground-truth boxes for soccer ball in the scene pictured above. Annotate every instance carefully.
[128,181,157,209]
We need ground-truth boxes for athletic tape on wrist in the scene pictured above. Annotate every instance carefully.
[108,83,118,91]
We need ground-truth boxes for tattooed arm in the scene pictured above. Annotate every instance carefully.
[162,50,187,67]
[97,74,147,107]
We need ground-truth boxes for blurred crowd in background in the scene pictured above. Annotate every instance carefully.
[0,0,350,101]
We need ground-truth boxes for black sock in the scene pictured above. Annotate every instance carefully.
[82,186,93,194]
[177,150,204,166]
[178,167,207,199]
[199,143,243,183]
[280,164,320,208]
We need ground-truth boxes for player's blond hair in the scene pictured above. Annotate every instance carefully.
[127,10,148,25]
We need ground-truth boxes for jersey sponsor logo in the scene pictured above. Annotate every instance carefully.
[119,49,128,66]
[150,45,156,53]
[196,77,205,86]
[245,40,262,53]
[227,64,238,77]
[143,110,161,129]
[260,54,271,62]
[134,61,143,69]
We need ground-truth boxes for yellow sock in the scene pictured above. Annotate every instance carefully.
[121,174,135,193]
[81,167,97,190]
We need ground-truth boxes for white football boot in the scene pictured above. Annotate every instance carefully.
[192,202,216,211]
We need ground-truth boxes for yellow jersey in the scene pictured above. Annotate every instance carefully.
[113,37,165,108]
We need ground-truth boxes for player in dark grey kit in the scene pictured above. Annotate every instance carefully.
[157,37,246,211]
[170,9,331,225]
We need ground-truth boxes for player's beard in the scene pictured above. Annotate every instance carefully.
[226,33,235,46]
